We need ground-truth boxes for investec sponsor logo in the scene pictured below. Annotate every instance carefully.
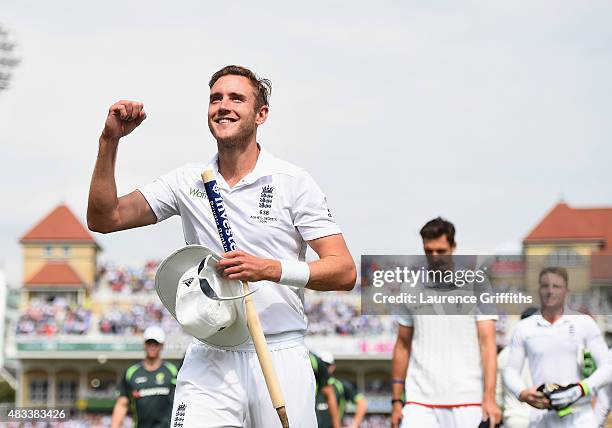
[189,187,207,199]
[213,196,237,251]
[138,387,171,397]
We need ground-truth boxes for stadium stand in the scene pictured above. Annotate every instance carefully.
[16,297,91,336]
[10,201,612,427]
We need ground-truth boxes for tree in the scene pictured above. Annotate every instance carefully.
[0,379,15,403]
[0,23,21,92]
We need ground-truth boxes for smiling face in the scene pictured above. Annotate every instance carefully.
[207,74,268,147]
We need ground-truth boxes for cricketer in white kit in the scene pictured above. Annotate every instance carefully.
[391,218,502,428]
[88,65,357,428]
[503,267,612,428]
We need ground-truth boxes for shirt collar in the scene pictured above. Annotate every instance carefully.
[534,308,572,326]
[207,144,281,190]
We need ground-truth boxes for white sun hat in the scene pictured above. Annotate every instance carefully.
[143,325,166,344]
[318,351,335,366]
[155,245,254,348]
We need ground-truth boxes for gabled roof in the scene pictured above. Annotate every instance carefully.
[24,261,85,288]
[524,202,612,244]
[524,202,612,280]
[20,204,97,244]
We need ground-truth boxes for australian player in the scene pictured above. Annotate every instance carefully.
[111,326,177,428]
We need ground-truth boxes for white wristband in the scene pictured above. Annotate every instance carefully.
[279,260,310,288]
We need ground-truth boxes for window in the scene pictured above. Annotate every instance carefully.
[63,246,71,257]
[29,379,48,403]
[546,247,585,267]
[57,379,78,402]
[44,246,53,257]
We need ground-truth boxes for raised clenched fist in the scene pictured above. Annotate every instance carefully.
[101,100,147,141]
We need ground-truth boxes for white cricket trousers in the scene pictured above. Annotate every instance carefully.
[170,332,317,428]
[400,403,483,428]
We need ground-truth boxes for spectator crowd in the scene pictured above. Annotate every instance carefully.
[16,260,394,338]
[16,297,91,336]
[98,302,181,336]
[305,298,388,336]
[95,260,158,294]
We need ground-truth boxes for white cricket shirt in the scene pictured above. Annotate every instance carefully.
[503,311,612,403]
[397,314,497,406]
[139,147,341,335]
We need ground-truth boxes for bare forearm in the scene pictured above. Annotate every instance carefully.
[88,137,121,231]
[481,340,497,400]
[477,320,498,401]
[391,342,409,400]
[306,255,356,291]
[110,400,128,428]
[324,387,341,428]
[352,399,368,425]
[303,235,356,291]
[391,327,411,428]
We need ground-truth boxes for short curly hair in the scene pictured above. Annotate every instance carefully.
[209,65,272,110]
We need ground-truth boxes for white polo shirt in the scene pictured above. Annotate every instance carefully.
[503,311,612,403]
[139,147,341,335]
[397,314,497,406]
